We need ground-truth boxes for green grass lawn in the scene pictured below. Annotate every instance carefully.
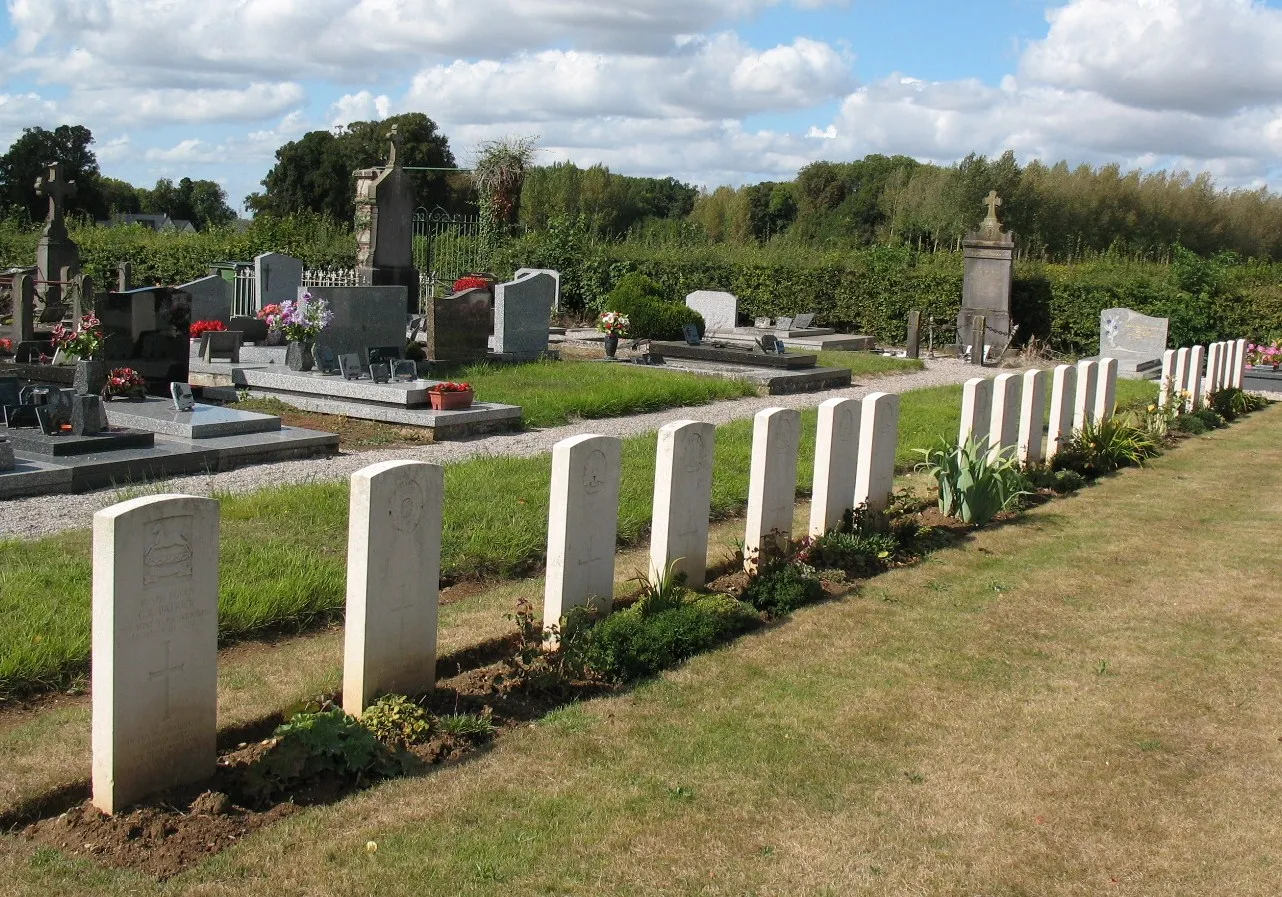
[808,349,923,377]
[431,358,759,427]
[0,378,1158,699]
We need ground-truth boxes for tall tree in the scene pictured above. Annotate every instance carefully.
[0,125,106,221]
[140,177,236,229]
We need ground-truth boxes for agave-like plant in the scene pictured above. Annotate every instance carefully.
[916,436,1028,526]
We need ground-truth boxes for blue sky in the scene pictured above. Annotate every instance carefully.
[3,0,1281,213]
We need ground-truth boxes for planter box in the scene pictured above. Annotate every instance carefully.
[428,389,474,411]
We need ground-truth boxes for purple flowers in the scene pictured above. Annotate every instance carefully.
[274,291,334,343]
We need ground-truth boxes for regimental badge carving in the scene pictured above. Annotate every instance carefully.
[582,449,608,495]
[392,478,425,533]
[836,407,855,440]
[143,515,194,584]
[683,432,705,473]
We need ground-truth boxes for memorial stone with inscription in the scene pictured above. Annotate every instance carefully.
[1099,307,1168,378]
[92,494,219,814]
[958,191,1014,354]
[809,397,861,538]
[685,291,737,333]
[493,270,555,360]
[650,420,716,589]
[744,407,801,571]
[354,127,419,312]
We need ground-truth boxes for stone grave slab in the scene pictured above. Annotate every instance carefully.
[647,341,817,369]
[4,423,154,456]
[105,397,281,439]
[1099,307,1167,374]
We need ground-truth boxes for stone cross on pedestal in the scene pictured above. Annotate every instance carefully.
[36,162,77,239]
[983,190,1001,221]
[386,124,401,169]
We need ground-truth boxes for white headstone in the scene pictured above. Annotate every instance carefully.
[650,420,715,589]
[255,252,304,309]
[514,267,561,312]
[1046,364,1077,460]
[685,290,737,333]
[92,494,219,815]
[1232,337,1247,388]
[1018,368,1048,467]
[1094,357,1118,422]
[1224,340,1240,389]
[988,372,1022,463]
[959,377,993,451]
[544,434,622,631]
[1073,360,1099,431]
[1174,347,1192,410]
[1217,341,1230,390]
[1158,349,1177,408]
[1203,342,1219,396]
[1188,345,1205,410]
[744,407,801,571]
[809,398,861,537]
[342,460,443,717]
[854,392,899,513]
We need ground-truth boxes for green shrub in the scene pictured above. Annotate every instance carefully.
[916,437,1028,525]
[1023,465,1088,494]
[601,272,706,340]
[1209,387,1269,420]
[1172,414,1208,435]
[243,708,400,803]
[573,592,760,682]
[360,695,433,748]
[741,562,825,617]
[1192,408,1227,429]
[1055,417,1161,475]
[803,530,898,575]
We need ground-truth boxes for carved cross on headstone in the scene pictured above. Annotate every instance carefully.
[983,190,1002,221]
[148,640,185,720]
[35,162,77,237]
[386,125,401,169]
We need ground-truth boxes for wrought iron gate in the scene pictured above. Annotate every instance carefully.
[412,206,484,298]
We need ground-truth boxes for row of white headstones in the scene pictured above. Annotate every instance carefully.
[89,339,1248,815]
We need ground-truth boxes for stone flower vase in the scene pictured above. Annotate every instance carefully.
[74,359,106,396]
[604,334,619,358]
[286,340,315,372]
[266,328,286,346]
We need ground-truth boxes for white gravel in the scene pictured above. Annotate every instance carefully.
[0,358,980,541]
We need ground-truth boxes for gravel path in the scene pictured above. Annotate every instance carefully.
[0,358,979,541]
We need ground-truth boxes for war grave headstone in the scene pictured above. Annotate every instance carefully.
[810,397,861,538]
[1073,360,1100,430]
[989,372,1022,463]
[1158,350,1177,408]
[958,191,1014,357]
[354,126,419,313]
[959,377,993,451]
[1046,364,1077,460]
[1187,345,1205,410]
[493,270,556,361]
[92,494,219,814]
[744,407,801,572]
[650,420,716,589]
[543,434,622,634]
[1097,308,1167,379]
[1018,369,1048,467]
[343,460,444,716]
[853,392,899,514]
[1174,347,1192,408]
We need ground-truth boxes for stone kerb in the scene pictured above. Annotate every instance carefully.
[544,434,622,633]
[1046,364,1076,460]
[959,377,993,451]
[1188,345,1205,410]
[1158,350,1177,408]
[1017,369,1048,467]
[92,494,220,815]
[854,392,899,514]
[744,407,801,572]
[988,372,1022,464]
[1073,360,1099,431]
[809,398,862,538]
[1094,358,1118,422]
[650,420,716,589]
[343,460,444,717]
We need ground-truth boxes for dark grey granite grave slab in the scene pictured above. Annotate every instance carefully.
[642,358,852,395]
[1243,367,1282,393]
[648,341,819,369]
[104,397,282,438]
[3,425,154,456]
[0,456,74,499]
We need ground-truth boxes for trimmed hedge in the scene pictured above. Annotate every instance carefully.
[601,272,706,340]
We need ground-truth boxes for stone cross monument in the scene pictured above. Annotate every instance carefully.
[354,126,418,313]
[957,190,1014,359]
[35,162,82,311]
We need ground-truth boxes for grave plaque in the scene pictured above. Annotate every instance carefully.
[312,344,340,374]
[776,317,794,330]
[682,323,701,346]
[792,312,815,330]
[1099,308,1167,365]
[92,494,220,814]
[199,330,242,364]
[338,353,364,380]
[367,346,401,367]
[392,360,417,381]
[369,363,390,384]
[170,383,195,412]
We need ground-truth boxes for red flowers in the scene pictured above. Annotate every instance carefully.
[103,367,146,399]
[0,337,12,355]
[189,320,228,338]
[430,381,472,393]
[452,276,490,293]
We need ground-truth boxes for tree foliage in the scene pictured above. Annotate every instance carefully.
[247,112,459,220]
[0,125,106,222]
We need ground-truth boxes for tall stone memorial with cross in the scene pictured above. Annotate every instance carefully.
[35,162,82,311]
[957,190,1014,361]
[354,125,419,312]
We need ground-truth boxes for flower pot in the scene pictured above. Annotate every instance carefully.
[74,359,106,396]
[429,389,474,411]
[604,334,619,358]
[286,340,315,372]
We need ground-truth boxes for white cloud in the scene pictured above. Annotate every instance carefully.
[65,83,307,127]
[328,91,392,126]
[1022,0,1282,115]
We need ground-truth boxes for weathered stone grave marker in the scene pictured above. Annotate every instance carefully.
[809,397,861,537]
[854,392,899,514]
[744,407,800,571]
[989,372,1022,463]
[685,290,737,333]
[494,270,555,360]
[650,420,715,589]
[343,460,443,716]
[92,494,219,814]
[544,435,622,633]
[1046,364,1076,460]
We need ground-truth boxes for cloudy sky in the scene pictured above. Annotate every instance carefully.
[2,0,1281,212]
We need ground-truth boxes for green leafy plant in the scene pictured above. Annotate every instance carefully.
[1171,413,1208,435]
[361,694,433,749]
[1054,417,1161,476]
[741,559,825,617]
[803,529,899,576]
[1022,464,1088,495]
[916,436,1028,525]
[436,710,497,739]
[244,708,400,803]
[570,592,759,682]
[499,596,581,693]
[601,272,705,339]
[1209,387,1268,420]
[631,559,689,616]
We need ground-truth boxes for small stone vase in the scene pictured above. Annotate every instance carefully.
[604,334,619,358]
[73,359,106,396]
[266,328,286,346]
[286,340,315,372]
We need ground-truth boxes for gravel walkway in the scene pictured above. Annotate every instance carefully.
[0,358,979,541]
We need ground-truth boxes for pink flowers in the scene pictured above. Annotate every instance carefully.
[1246,339,1282,367]
[103,367,146,399]
[50,313,103,359]
[430,381,472,393]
